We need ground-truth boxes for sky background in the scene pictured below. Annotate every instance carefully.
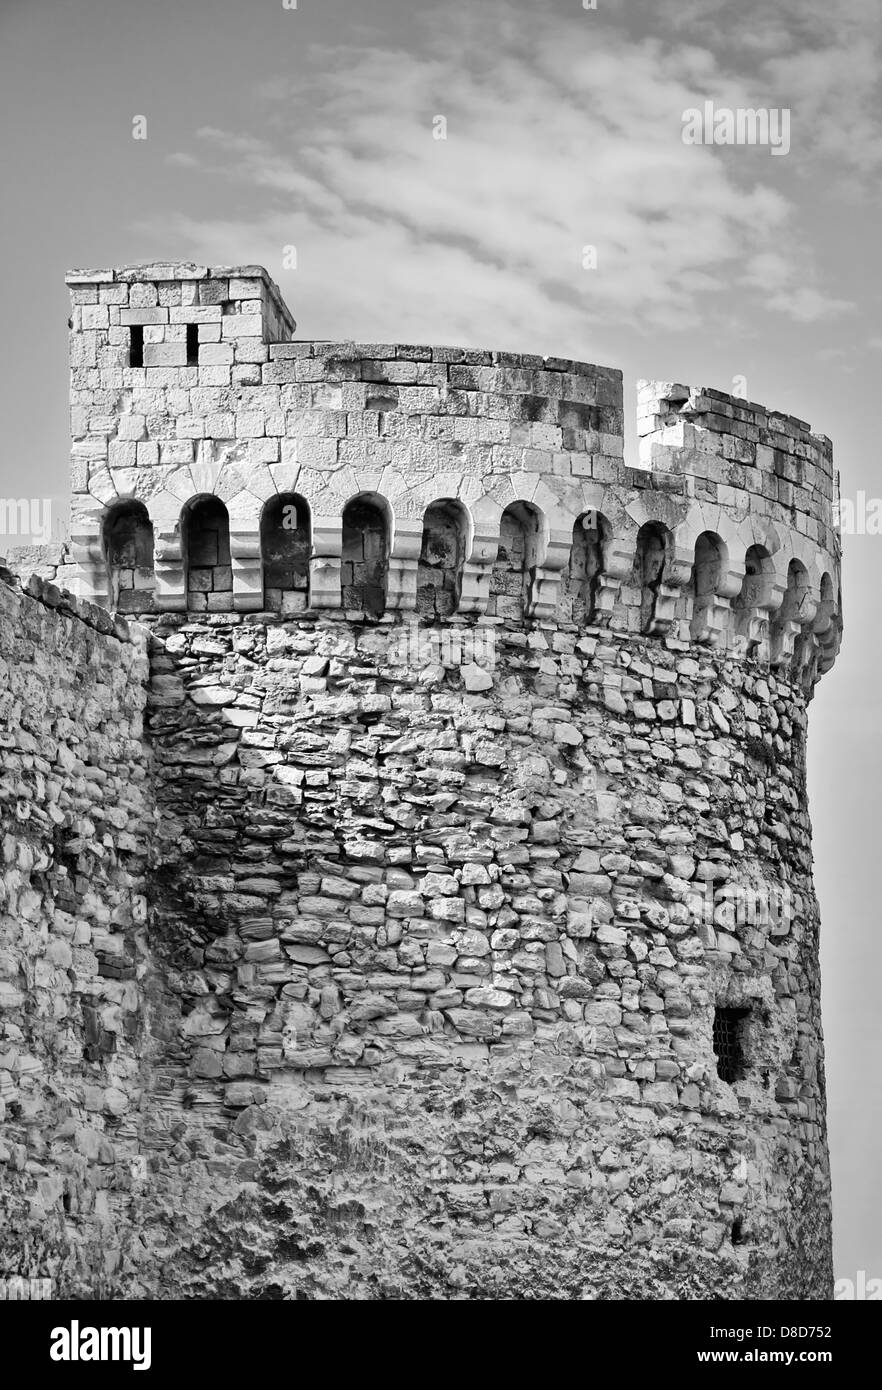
[0,0,879,1287]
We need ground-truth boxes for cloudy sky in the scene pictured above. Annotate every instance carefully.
[0,0,879,1283]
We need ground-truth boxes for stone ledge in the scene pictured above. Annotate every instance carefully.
[0,564,138,644]
[272,339,622,379]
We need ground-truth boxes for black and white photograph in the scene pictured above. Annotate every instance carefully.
[0,0,877,1358]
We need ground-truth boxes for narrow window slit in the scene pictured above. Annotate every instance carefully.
[713,1006,749,1083]
[186,323,199,366]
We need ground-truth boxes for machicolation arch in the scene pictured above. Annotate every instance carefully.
[88,483,841,688]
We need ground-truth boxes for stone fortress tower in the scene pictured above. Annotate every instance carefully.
[0,262,842,1299]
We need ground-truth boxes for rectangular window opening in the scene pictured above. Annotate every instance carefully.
[186,323,199,366]
[129,325,144,368]
[713,1006,749,1084]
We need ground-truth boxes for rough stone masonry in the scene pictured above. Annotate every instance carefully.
[0,263,842,1299]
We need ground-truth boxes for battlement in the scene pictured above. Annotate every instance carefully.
[638,380,837,534]
[63,264,842,688]
[67,262,296,345]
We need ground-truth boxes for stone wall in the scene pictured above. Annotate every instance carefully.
[0,568,152,1295]
[0,262,842,1300]
[130,605,831,1299]
[0,574,832,1298]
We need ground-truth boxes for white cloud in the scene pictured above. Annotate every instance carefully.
[767,287,854,324]
[135,5,859,353]
[646,0,882,173]
[742,252,853,324]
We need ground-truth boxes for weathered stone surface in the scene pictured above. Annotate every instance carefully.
[0,263,843,1303]
[0,573,151,1291]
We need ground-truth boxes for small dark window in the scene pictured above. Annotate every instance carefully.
[730,1217,745,1246]
[417,499,467,618]
[341,495,389,620]
[261,492,311,611]
[184,496,232,612]
[489,502,541,621]
[130,325,144,367]
[713,1007,749,1083]
[634,520,669,634]
[104,499,155,613]
[186,323,199,365]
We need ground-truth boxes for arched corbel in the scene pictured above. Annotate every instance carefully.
[771,567,818,670]
[816,618,842,676]
[309,516,342,609]
[153,525,186,611]
[733,560,785,663]
[68,530,109,608]
[66,494,109,606]
[458,520,498,616]
[811,577,838,643]
[385,516,423,612]
[229,527,264,611]
[797,574,838,685]
[593,534,633,628]
[645,544,694,636]
[460,496,503,618]
[224,490,265,612]
[692,552,747,648]
[527,526,571,620]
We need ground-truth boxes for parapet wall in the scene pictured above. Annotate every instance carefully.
[63,265,841,691]
[0,568,152,1292]
[638,380,838,554]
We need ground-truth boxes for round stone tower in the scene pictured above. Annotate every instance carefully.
[62,263,842,1299]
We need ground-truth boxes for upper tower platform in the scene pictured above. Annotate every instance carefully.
[62,263,842,686]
